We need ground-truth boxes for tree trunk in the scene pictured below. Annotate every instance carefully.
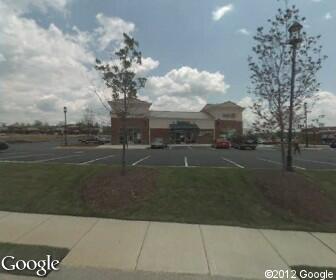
[280,126,286,171]
[121,116,126,175]
[121,91,127,176]
[110,111,113,144]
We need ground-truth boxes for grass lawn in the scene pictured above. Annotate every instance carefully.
[0,242,69,277]
[0,163,335,232]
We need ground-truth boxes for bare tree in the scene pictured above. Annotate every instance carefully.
[95,33,146,175]
[248,4,326,170]
[88,84,113,142]
[82,107,95,136]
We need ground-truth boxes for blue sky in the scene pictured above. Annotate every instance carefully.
[0,0,335,125]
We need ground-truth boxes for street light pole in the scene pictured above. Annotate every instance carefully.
[63,106,68,146]
[304,102,309,148]
[286,21,303,172]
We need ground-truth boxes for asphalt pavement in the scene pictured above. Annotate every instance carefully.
[0,141,336,170]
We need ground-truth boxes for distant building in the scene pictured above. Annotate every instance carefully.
[301,126,336,144]
[109,99,244,144]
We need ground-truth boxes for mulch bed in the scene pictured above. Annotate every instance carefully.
[254,170,336,225]
[82,167,157,212]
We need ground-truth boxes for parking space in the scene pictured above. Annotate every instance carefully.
[1,142,336,170]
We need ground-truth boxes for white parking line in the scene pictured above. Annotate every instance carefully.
[257,157,306,170]
[80,155,115,165]
[295,158,336,166]
[222,157,244,168]
[0,151,29,155]
[34,154,82,163]
[0,160,36,164]
[0,153,52,160]
[184,156,189,167]
[132,155,151,166]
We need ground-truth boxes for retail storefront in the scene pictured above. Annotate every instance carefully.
[110,99,244,144]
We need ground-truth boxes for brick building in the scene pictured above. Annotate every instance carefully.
[109,99,244,144]
[301,126,336,145]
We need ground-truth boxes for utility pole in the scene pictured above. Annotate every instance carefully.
[63,106,68,146]
[304,102,308,148]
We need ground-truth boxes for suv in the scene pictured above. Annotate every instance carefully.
[231,136,257,150]
[330,141,336,149]
[0,141,9,150]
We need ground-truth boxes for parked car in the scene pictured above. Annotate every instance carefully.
[151,138,167,149]
[330,141,336,149]
[0,141,9,150]
[231,136,257,150]
[78,136,106,145]
[213,138,231,149]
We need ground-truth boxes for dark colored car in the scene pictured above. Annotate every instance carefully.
[330,141,336,149]
[213,138,231,149]
[151,138,167,149]
[79,136,106,145]
[231,136,257,150]
[0,141,9,150]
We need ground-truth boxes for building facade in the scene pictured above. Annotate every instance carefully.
[301,126,336,145]
[110,99,244,144]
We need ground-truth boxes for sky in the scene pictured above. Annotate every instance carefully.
[0,0,335,127]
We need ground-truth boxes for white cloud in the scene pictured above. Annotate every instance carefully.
[324,12,332,20]
[0,1,232,124]
[236,91,336,129]
[2,0,70,14]
[212,4,233,21]
[95,13,135,50]
[0,1,159,124]
[149,66,228,96]
[237,28,250,36]
[0,1,99,124]
[132,57,160,75]
[310,91,336,126]
[140,66,229,111]
[151,95,206,112]
[0,53,6,62]
[237,96,255,129]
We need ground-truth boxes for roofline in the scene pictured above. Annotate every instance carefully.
[150,110,209,114]
[202,102,245,110]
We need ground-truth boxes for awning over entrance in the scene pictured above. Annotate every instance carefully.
[169,121,199,131]
[169,121,200,144]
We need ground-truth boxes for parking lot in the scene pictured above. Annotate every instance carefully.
[1,141,336,170]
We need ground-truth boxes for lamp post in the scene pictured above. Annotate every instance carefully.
[304,102,309,148]
[63,106,68,146]
[286,21,303,172]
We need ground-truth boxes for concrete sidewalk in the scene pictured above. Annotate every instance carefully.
[0,211,336,279]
